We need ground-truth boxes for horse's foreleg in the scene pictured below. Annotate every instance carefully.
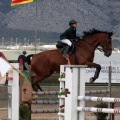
[94,65,101,79]
[90,65,101,83]
[86,62,101,83]
[90,64,101,83]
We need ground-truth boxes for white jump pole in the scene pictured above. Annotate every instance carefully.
[59,65,65,120]
[58,65,120,120]
[8,63,19,120]
[77,107,120,114]
[78,96,120,103]
[64,65,87,120]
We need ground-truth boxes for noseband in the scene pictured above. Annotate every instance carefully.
[98,37,112,52]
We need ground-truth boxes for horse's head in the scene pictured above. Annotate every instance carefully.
[99,32,113,57]
[81,29,113,57]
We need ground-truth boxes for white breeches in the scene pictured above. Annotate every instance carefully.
[61,39,72,46]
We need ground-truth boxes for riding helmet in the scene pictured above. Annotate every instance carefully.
[69,19,77,26]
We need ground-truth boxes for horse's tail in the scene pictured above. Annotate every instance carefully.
[26,54,34,65]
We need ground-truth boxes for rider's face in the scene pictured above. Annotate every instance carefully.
[72,23,77,28]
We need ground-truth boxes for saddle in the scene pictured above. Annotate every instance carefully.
[56,40,76,55]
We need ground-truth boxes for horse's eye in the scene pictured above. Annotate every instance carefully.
[107,37,111,44]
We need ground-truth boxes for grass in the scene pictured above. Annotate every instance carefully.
[0,98,8,101]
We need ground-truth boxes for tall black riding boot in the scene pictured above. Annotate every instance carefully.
[63,45,70,60]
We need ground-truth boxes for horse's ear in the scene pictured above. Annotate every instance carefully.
[109,32,114,36]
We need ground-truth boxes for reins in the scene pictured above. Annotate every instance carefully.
[76,40,100,53]
[77,36,110,53]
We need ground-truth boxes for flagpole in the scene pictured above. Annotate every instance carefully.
[11,0,38,53]
[35,0,38,54]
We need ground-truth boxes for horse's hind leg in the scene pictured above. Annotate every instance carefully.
[32,82,43,91]
[31,75,44,91]
[31,75,42,91]
[36,83,43,91]
[31,80,38,91]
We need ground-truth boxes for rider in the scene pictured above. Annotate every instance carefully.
[59,19,80,61]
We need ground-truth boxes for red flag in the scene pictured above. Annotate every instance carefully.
[11,0,34,6]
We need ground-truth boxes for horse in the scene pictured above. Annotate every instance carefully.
[26,54,34,65]
[29,29,113,91]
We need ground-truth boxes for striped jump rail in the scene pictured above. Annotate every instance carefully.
[31,100,59,104]
[78,96,120,103]
[32,91,59,95]
[77,107,120,114]
[85,90,110,94]
[31,109,59,113]
[58,90,110,99]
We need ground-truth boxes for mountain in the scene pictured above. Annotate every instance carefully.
[0,0,120,42]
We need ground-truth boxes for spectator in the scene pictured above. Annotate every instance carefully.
[18,51,27,70]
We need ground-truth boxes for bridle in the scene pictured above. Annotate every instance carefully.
[77,35,112,53]
[97,36,112,52]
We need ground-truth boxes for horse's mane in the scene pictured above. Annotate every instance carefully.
[82,28,111,38]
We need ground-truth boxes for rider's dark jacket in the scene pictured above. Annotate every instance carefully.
[60,26,80,40]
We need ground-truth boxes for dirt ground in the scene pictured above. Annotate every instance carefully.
[0,107,120,120]
[1,86,120,120]
[0,109,98,120]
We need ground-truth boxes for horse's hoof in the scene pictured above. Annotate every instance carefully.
[90,77,94,83]
[32,95,38,100]
[32,84,38,92]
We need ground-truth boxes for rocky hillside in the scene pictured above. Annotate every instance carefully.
[0,0,120,37]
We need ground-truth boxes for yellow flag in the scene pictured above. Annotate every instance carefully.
[11,0,34,6]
